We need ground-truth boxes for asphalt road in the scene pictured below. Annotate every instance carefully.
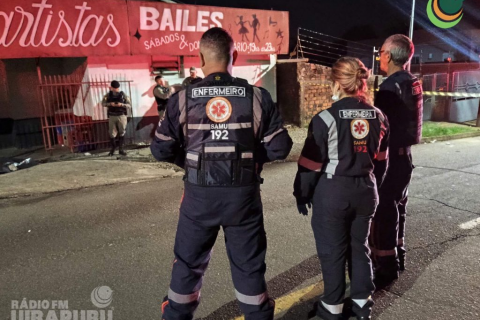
[1,137,480,320]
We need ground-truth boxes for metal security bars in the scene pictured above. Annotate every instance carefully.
[38,75,134,153]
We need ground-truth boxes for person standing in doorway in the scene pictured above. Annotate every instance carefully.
[102,80,131,156]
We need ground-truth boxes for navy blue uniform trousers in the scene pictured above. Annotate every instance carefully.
[312,175,378,305]
[370,152,413,273]
[163,183,274,320]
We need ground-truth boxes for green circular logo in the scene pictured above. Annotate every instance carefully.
[427,0,464,29]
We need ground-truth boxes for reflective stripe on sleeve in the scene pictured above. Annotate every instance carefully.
[253,87,262,138]
[298,155,323,172]
[263,128,284,143]
[186,153,199,161]
[179,90,187,137]
[168,288,200,304]
[235,290,268,305]
[155,131,173,141]
[319,111,339,175]
[376,150,388,161]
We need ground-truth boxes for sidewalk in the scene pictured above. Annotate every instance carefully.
[0,160,182,199]
[378,233,480,320]
[0,127,307,199]
[2,126,475,199]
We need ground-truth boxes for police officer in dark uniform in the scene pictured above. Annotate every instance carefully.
[151,28,293,320]
[153,75,175,119]
[294,57,389,320]
[102,80,131,156]
[369,34,423,286]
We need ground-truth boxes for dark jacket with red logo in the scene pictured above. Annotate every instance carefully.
[151,72,292,187]
[375,70,423,149]
[293,97,390,205]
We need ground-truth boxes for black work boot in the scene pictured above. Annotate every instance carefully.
[308,301,344,320]
[118,136,127,156]
[351,299,374,320]
[108,138,116,156]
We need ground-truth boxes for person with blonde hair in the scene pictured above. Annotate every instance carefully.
[293,57,389,320]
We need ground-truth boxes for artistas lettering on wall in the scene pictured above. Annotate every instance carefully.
[0,0,289,58]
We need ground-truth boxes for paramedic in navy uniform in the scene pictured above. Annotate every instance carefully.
[369,34,423,286]
[294,57,389,320]
[151,27,293,320]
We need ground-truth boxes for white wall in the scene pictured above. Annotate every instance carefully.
[81,54,278,121]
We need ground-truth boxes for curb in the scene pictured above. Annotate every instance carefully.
[0,173,183,200]
[421,131,480,143]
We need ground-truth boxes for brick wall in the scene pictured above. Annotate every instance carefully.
[277,60,333,127]
[277,60,378,127]
[300,82,333,126]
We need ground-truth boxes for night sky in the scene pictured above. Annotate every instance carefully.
[180,0,477,53]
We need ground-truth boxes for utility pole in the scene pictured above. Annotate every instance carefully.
[408,0,416,71]
[372,46,378,74]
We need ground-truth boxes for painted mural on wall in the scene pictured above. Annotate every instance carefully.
[128,1,289,55]
[0,0,289,59]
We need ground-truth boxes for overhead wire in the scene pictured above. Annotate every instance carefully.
[299,36,370,56]
[299,27,373,49]
[299,33,372,54]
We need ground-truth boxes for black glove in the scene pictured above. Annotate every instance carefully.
[297,202,312,216]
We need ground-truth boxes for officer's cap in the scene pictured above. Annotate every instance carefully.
[110,80,120,89]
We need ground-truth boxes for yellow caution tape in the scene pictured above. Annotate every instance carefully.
[368,89,480,98]
[423,91,480,97]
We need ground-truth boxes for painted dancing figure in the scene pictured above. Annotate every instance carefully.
[249,14,261,43]
[236,16,250,42]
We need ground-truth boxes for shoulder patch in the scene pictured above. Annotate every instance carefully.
[412,81,423,96]
[339,110,376,119]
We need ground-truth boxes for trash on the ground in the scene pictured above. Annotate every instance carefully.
[28,230,31,233]
[84,152,92,156]
[430,140,437,143]
[1,158,37,174]
[137,142,147,146]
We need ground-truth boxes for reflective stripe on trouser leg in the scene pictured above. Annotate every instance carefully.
[321,301,343,314]
[352,297,371,309]
[235,290,268,305]
[168,288,200,304]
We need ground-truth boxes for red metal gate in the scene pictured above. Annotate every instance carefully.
[38,75,134,153]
